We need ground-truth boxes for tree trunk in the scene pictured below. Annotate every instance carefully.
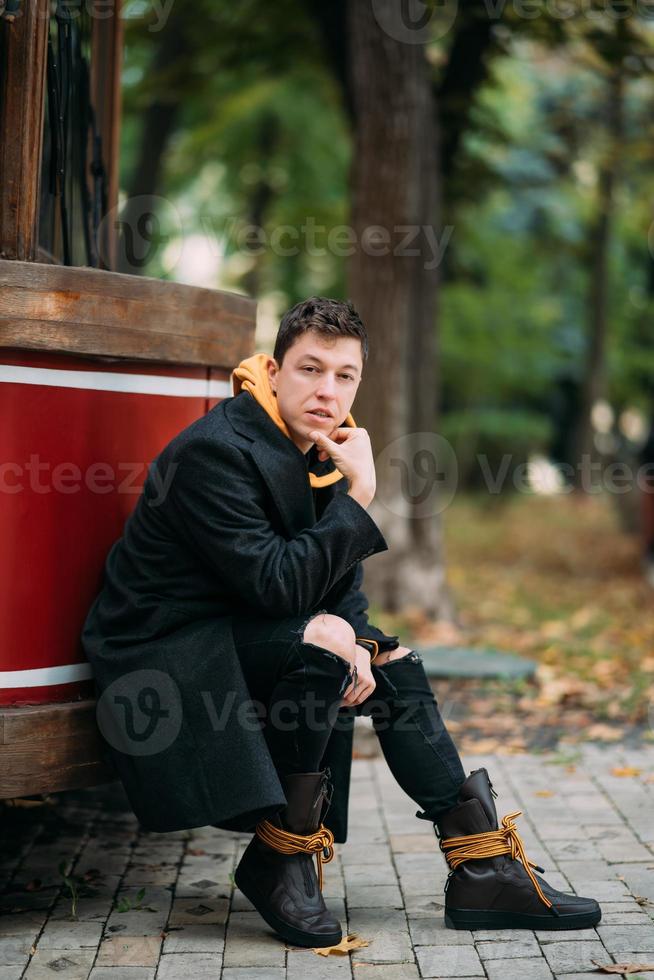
[242,112,279,299]
[573,58,623,486]
[346,0,454,620]
[116,21,189,275]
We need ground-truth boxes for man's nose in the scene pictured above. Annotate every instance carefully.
[315,374,337,397]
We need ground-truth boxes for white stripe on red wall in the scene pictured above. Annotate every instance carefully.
[0,364,231,399]
[0,663,94,688]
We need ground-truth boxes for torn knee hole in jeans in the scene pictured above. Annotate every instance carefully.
[296,609,353,671]
[298,641,353,698]
[294,607,329,639]
[300,640,352,670]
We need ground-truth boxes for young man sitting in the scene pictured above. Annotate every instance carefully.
[83,296,601,949]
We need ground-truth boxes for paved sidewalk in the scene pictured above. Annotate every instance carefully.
[1,742,654,979]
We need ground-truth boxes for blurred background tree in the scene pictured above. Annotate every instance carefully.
[114,0,654,624]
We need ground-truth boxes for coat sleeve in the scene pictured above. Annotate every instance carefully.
[325,561,400,652]
[166,438,389,619]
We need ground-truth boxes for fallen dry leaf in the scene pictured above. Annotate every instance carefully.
[534,790,554,797]
[312,934,370,957]
[610,767,642,778]
[634,895,654,907]
[186,848,206,856]
[585,724,624,742]
[592,960,654,974]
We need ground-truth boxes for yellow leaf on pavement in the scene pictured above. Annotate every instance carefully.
[591,960,654,973]
[610,767,642,777]
[313,934,370,956]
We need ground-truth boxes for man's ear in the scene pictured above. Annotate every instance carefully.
[267,358,279,394]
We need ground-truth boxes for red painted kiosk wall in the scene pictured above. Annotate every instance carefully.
[0,349,230,707]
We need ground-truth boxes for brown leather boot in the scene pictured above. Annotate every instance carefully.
[234,770,342,948]
[437,768,602,931]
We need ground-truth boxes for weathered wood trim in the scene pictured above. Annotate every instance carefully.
[2,699,97,744]
[90,0,123,270]
[0,260,257,367]
[0,0,50,260]
[0,700,116,798]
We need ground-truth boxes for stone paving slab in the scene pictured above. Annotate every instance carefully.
[1,745,653,978]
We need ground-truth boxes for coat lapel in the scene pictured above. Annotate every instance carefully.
[224,392,320,538]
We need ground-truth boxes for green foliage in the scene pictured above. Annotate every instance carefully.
[119,1,350,305]
[114,887,147,913]
[440,408,553,489]
[439,27,654,482]
[118,1,654,443]
[57,860,81,919]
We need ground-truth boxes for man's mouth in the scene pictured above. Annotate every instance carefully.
[307,410,332,421]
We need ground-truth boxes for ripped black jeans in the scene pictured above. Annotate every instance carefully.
[231,610,466,827]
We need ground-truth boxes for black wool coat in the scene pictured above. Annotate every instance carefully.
[82,391,398,841]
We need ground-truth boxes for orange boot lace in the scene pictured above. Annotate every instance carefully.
[440,810,555,912]
[255,819,335,890]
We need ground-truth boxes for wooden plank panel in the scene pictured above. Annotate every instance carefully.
[0,0,50,260]
[0,260,257,366]
[3,732,105,775]
[2,700,100,744]
[0,758,116,797]
[0,701,116,797]
[90,0,124,270]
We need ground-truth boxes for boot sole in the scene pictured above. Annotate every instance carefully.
[445,907,602,930]
[234,865,342,948]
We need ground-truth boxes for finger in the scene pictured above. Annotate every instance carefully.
[328,427,356,443]
[341,664,359,701]
[341,679,364,706]
[309,430,334,446]
[352,683,375,706]
[342,676,375,706]
[319,428,340,460]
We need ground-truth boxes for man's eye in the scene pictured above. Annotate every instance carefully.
[303,366,353,381]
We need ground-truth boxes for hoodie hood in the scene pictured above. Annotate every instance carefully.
[230,352,356,489]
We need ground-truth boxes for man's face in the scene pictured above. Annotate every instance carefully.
[267,332,363,454]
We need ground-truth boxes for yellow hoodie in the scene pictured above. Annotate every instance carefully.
[230,352,355,489]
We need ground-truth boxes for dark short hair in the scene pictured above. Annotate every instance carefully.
[273,296,368,369]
